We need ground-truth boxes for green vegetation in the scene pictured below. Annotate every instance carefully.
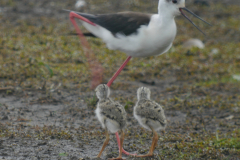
[0,0,239,159]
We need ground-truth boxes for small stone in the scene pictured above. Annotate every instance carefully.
[75,0,86,9]
[233,75,240,81]
[182,39,205,49]
[211,48,219,55]
[1,115,8,120]
[225,115,234,120]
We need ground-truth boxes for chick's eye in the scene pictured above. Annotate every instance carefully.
[172,0,177,3]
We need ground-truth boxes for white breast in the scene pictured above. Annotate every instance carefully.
[95,106,105,128]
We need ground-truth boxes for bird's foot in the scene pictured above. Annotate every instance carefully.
[122,149,137,156]
[127,153,137,157]
[108,157,126,160]
[95,156,101,159]
[136,153,154,158]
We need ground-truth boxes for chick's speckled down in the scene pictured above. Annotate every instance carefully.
[135,99,166,126]
[98,98,127,129]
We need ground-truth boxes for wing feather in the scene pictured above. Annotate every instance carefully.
[76,11,152,36]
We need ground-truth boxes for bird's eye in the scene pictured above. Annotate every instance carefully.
[172,0,178,3]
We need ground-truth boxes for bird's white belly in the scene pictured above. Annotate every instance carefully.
[105,120,120,133]
[107,26,176,57]
[124,39,173,57]
[82,17,176,57]
[95,107,105,128]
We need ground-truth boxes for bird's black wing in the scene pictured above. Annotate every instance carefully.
[75,11,152,36]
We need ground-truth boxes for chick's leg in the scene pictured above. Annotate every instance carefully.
[97,128,110,158]
[137,128,158,157]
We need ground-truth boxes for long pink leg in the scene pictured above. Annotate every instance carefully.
[107,56,136,156]
[107,56,132,87]
[69,12,96,50]
[70,12,103,89]
[69,12,136,156]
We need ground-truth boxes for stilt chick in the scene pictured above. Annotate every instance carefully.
[95,84,127,160]
[134,87,167,157]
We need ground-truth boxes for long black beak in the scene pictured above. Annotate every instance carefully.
[179,8,211,35]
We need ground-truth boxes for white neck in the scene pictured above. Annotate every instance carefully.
[158,0,175,19]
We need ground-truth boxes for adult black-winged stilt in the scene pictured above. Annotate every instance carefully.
[134,87,167,157]
[95,84,127,160]
[66,0,211,156]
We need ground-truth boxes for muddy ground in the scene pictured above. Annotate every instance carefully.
[0,0,240,160]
